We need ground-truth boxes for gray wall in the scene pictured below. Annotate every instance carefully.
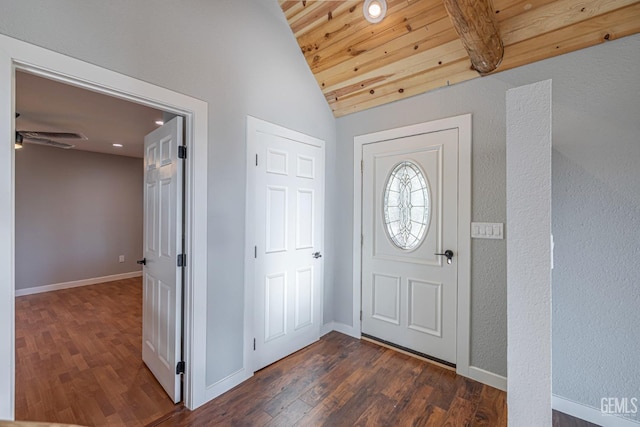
[336,33,640,400]
[15,144,143,289]
[0,0,336,388]
[336,64,511,377]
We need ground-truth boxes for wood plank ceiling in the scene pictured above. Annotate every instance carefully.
[279,0,640,117]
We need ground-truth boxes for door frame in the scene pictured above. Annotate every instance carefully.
[244,115,325,372]
[0,34,209,417]
[352,114,472,378]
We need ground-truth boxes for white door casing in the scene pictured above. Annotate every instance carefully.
[0,35,210,416]
[0,43,16,419]
[246,116,325,371]
[362,129,458,364]
[353,115,472,379]
[142,117,184,403]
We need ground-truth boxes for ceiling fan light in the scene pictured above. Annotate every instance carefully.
[364,0,386,24]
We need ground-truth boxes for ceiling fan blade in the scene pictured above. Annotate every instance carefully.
[18,131,86,140]
[24,137,75,149]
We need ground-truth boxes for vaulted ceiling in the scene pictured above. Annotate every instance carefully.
[280,0,640,117]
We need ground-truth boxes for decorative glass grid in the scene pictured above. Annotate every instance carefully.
[383,161,430,250]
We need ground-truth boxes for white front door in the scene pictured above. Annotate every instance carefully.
[362,128,458,365]
[251,120,325,371]
[142,116,183,402]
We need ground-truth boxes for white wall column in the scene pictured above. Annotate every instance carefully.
[506,80,552,426]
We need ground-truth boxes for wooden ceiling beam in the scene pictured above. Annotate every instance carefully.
[442,0,504,74]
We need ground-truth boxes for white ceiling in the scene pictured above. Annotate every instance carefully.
[15,71,165,158]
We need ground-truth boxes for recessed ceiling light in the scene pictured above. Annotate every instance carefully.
[112,143,123,148]
[155,120,164,126]
[364,0,387,24]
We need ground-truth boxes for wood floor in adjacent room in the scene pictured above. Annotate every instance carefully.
[15,277,178,426]
[15,278,596,427]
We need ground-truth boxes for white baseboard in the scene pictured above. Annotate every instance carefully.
[553,395,640,427]
[204,368,252,402]
[467,366,507,391]
[15,271,143,297]
[321,321,361,339]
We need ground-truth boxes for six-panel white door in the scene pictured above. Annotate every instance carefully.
[142,116,183,402]
[362,129,458,365]
[253,127,324,371]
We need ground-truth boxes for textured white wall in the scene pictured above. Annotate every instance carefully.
[506,80,552,426]
[0,0,336,389]
[15,144,143,289]
[550,37,640,422]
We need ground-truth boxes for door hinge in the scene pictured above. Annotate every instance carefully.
[177,253,186,267]
[176,361,185,375]
[361,159,363,173]
[253,338,256,351]
[360,310,363,321]
[256,154,258,166]
[178,145,187,159]
[361,234,364,246]
[254,246,257,258]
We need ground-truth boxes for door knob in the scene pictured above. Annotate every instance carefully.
[312,252,322,259]
[435,250,454,264]
[136,258,146,265]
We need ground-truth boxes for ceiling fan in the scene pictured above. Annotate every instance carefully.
[15,113,86,149]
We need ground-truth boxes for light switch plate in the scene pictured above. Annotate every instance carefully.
[471,222,504,239]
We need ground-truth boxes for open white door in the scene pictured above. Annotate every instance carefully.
[141,116,183,403]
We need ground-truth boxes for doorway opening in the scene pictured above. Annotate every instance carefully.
[352,115,472,378]
[14,70,183,424]
[0,34,210,419]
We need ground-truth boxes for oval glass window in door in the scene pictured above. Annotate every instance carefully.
[383,160,430,250]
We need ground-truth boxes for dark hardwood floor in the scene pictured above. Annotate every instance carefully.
[15,278,178,426]
[15,278,597,427]
[154,331,507,426]
[554,411,601,427]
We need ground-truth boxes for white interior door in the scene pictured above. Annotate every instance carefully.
[142,116,183,402]
[252,123,324,371]
[362,129,458,365]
